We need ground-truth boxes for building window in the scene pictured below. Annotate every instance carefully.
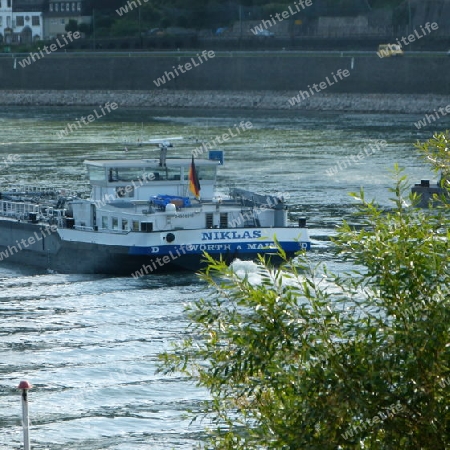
[16,16,24,26]
[55,3,59,11]
[49,4,53,11]
[32,16,40,26]
[61,3,65,11]
[7,0,11,7]
[61,19,65,24]
[0,18,2,27]
[66,3,70,11]
[102,216,108,229]
[7,16,10,27]
[77,2,81,11]
[72,3,76,11]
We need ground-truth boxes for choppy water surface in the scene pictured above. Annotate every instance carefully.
[0,107,445,449]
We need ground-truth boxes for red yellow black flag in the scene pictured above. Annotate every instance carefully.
[188,156,201,199]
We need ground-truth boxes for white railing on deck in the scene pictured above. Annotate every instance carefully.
[5,186,55,195]
[0,200,40,219]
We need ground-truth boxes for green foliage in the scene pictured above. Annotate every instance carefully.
[416,131,450,192]
[95,15,115,30]
[110,19,140,37]
[78,23,92,35]
[91,0,407,34]
[159,17,172,29]
[261,3,293,16]
[65,19,79,33]
[158,134,450,449]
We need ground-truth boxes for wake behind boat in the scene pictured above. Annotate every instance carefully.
[0,145,310,275]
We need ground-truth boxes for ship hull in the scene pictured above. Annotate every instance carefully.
[0,219,310,275]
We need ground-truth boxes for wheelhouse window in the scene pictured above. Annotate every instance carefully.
[87,165,106,182]
[101,216,108,229]
[125,186,135,197]
[121,219,128,231]
[132,220,139,231]
[197,166,216,180]
[108,167,149,183]
[206,213,213,228]
[183,165,216,181]
[220,213,228,228]
[141,222,153,232]
[151,166,181,181]
[112,217,119,230]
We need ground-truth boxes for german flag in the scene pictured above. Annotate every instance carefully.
[188,156,201,199]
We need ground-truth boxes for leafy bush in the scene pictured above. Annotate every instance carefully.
[159,133,450,449]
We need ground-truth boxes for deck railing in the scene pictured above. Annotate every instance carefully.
[0,200,40,219]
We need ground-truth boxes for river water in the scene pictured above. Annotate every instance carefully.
[0,106,443,449]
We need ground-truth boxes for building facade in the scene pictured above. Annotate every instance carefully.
[0,0,13,43]
[45,0,91,39]
[0,0,91,44]
[0,0,45,44]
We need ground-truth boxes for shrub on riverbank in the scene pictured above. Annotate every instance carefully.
[158,132,450,449]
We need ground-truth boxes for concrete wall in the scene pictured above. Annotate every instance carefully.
[317,16,369,36]
[0,53,449,94]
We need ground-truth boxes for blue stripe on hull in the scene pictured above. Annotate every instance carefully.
[128,241,311,256]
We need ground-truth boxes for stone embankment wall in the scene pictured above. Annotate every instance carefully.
[0,90,449,113]
[0,53,449,112]
[0,53,449,93]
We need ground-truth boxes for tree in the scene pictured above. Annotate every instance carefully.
[110,19,140,36]
[159,132,450,449]
[78,23,92,36]
[65,19,78,33]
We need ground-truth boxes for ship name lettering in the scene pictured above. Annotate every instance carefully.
[201,230,262,241]
[184,244,231,251]
[247,243,267,250]
[151,246,159,253]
